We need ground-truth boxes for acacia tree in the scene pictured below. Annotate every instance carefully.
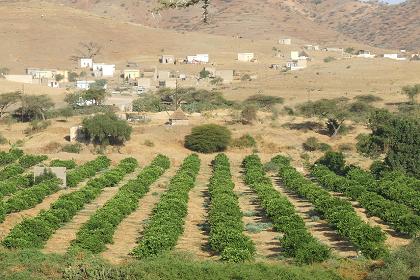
[0,91,21,118]
[297,98,349,137]
[158,0,211,23]
[19,95,54,121]
[71,41,102,62]
[401,84,420,104]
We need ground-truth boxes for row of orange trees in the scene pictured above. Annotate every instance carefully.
[71,155,170,253]
[243,155,330,264]
[208,154,255,262]
[132,154,200,258]
[2,157,137,249]
[311,165,420,237]
[271,155,388,259]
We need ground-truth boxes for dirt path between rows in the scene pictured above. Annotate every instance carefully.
[175,156,214,259]
[230,159,281,261]
[0,181,88,241]
[42,170,140,254]
[271,175,359,258]
[327,190,411,249]
[101,165,178,264]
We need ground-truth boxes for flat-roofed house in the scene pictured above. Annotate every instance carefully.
[123,69,140,80]
[238,53,255,62]
[92,63,116,77]
[80,58,93,68]
[186,54,209,64]
[279,38,291,45]
[4,75,33,84]
[159,55,176,64]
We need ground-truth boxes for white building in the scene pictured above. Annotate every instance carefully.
[357,50,375,58]
[186,54,209,64]
[291,51,309,60]
[93,63,116,77]
[286,59,307,71]
[238,53,255,62]
[384,54,407,61]
[76,80,95,90]
[304,45,320,51]
[47,80,59,88]
[80,58,93,68]
[279,38,291,45]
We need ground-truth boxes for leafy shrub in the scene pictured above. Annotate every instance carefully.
[207,154,255,262]
[302,137,320,151]
[82,113,132,146]
[185,124,231,153]
[66,156,111,188]
[132,154,200,258]
[315,151,347,175]
[230,134,256,149]
[62,143,82,154]
[311,165,420,237]
[199,68,210,78]
[0,148,23,166]
[323,56,336,63]
[71,155,169,253]
[354,94,383,103]
[50,159,77,169]
[244,94,284,110]
[338,143,353,152]
[272,156,388,259]
[243,155,330,264]
[2,157,138,249]
[24,120,51,134]
[18,154,48,168]
[356,133,382,158]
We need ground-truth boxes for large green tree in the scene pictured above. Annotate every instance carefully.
[185,124,231,153]
[401,84,420,104]
[82,113,132,146]
[19,95,54,121]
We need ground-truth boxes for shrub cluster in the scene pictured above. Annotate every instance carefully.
[71,155,170,253]
[0,175,31,196]
[66,156,111,188]
[132,154,200,258]
[312,165,420,237]
[0,153,47,181]
[185,124,231,153]
[3,178,62,215]
[244,155,330,264]
[208,154,255,262]
[18,154,48,169]
[50,159,77,169]
[2,158,138,249]
[0,149,23,166]
[271,155,388,259]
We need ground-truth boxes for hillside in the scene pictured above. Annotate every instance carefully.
[47,0,420,50]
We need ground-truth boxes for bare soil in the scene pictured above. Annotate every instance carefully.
[230,158,282,261]
[101,163,179,264]
[271,175,359,258]
[42,169,140,254]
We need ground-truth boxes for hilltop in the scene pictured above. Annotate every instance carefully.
[46,0,420,50]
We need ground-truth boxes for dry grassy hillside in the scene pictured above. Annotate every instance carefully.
[44,0,420,50]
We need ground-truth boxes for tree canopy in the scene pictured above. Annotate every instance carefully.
[18,95,54,121]
[82,113,132,146]
[0,91,22,118]
[185,124,231,153]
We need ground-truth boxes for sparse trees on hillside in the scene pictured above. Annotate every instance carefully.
[71,41,102,61]
[0,91,22,118]
[19,95,54,121]
[158,0,211,23]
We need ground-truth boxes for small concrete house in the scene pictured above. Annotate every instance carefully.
[160,55,176,64]
[357,50,375,58]
[26,68,56,79]
[384,54,407,61]
[159,78,177,89]
[143,68,157,79]
[169,109,189,126]
[93,63,116,77]
[279,38,291,45]
[123,69,140,80]
[215,70,234,83]
[238,53,255,62]
[136,78,152,89]
[186,54,209,64]
[80,58,93,68]
[157,70,171,81]
[291,51,309,60]
[4,75,33,84]
[286,59,307,71]
[76,80,95,90]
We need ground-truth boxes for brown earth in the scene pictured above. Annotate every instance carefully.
[101,163,179,264]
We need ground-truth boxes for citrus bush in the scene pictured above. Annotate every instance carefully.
[185,124,231,153]
[243,155,330,264]
[132,154,200,258]
[271,155,388,259]
[71,155,170,253]
[2,158,138,249]
[208,154,255,262]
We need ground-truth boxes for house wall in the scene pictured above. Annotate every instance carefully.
[4,75,33,84]
[137,78,152,89]
[124,70,140,79]
[34,167,67,188]
[238,53,254,62]
[80,58,93,68]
